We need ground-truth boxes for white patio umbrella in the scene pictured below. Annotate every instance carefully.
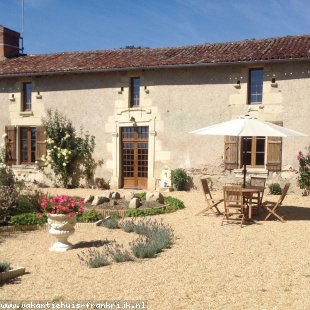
[189,115,308,187]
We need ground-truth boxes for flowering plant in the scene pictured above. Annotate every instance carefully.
[39,195,85,217]
[296,148,310,195]
[42,109,96,188]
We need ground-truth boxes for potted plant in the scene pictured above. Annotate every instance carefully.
[39,195,84,252]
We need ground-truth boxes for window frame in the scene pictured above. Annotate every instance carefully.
[129,77,140,107]
[248,68,264,105]
[21,82,32,111]
[240,136,266,168]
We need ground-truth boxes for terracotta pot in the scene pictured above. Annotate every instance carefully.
[47,214,76,252]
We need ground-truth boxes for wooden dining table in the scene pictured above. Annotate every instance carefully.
[241,186,265,219]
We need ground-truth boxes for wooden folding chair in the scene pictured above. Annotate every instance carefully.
[262,183,290,223]
[221,185,245,227]
[195,178,223,216]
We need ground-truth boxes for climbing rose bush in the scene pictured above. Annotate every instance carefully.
[42,109,96,188]
[39,195,85,217]
[296,148,310,194]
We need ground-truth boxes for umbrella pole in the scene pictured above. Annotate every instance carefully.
[243,137,247,188]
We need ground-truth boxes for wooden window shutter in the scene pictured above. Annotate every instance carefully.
[5,126,17,166]
[36,126,46,162]
[266,121,283,172]
[224,136,239,170]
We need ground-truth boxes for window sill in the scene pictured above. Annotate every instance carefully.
[234,168,268,174]
[19,111,33,117]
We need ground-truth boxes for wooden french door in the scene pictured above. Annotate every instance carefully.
[121,126,149,189]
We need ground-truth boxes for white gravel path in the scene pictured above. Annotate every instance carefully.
[1,188,310,310]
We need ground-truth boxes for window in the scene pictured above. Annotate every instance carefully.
[4,126,46,166]
[241,136,265,166]
[248,68,263,104]
[224,134,281,171]
[22,82,32,111]
[130,77,140,107]
[20,127,36,163]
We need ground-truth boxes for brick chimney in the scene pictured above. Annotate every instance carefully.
[0,26,20,59]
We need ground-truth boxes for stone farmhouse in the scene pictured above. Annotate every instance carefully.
[0,25,309,189]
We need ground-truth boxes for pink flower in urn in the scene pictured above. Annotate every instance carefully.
[41,201,48,209]
[37,213,43,219]
[39,194,84,216]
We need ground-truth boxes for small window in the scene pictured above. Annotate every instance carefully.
[130,77,140,107]
[248,68,263,104]
[241,136,265,166]
[22,82,32,111]
[20,127,36,163]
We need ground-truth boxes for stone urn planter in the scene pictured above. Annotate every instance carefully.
[48,214,77,252]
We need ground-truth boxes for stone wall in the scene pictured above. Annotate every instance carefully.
[0,61,309,190]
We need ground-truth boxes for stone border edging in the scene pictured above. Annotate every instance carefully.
[0,267,25,283]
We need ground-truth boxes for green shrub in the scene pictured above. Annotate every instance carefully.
[171,168,189,191]
[120,219,136,233]
[0,165,24,224]
[11,213,47,226]
[296,148,310,193]
[130,237,158,258]
[107,243,133,263]
[77,209,102,223]
[129,219,174,259]
[101,215,121,229]
[135,192,146,201]
[77,248,110,268]
[10,192,43,216]
[0,261,11,273]
[269,183,282,195]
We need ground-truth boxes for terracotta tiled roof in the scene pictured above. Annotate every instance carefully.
[1,35,310,76]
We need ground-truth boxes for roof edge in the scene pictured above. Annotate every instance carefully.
[0,57,309,78]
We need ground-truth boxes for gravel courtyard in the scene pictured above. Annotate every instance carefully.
[1,188,310,310]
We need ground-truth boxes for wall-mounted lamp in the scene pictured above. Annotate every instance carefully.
[144,85,149,94]
[9,94,15,101]
[129,116,137,126]
[118,87,124,94]
[36,91,42,99]
[234,80,241,89]
[271,77,278,87]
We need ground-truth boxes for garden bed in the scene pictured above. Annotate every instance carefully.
[84,198,164,210]
[83,196,177,218]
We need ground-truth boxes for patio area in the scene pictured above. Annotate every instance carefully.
[1,189,310,309]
